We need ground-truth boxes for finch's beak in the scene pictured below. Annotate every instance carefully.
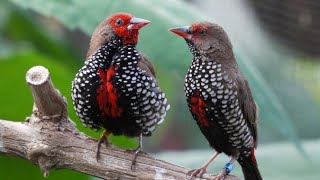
[169,26,192,40]
[127,17,150,30]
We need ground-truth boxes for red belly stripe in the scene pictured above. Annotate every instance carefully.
[97,66,123,119]
[190,92,209,127]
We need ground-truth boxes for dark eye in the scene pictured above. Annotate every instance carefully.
[199,29,206,35]
[186,28,191,34]
[115,18,124,26]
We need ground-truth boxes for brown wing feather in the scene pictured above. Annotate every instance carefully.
[138,53,156,78]
[236,72,259,148]
[86,20,114,59]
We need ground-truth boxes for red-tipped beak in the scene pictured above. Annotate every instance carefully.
[127,17,150,30]
[169,26,192,40]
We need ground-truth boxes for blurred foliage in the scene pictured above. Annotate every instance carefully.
[284,59,320,139]
[293,59,320,102]
[156,139,320,180]
[195,0,320,143]
[0,0,320,179]
[0,156,88,180]
[8,0,307,148]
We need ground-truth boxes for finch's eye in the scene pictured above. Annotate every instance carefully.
[115,18,124,26]
[199,29,206,35]
[186,28,191,34]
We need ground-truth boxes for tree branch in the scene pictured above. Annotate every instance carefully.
[0,66,239,180]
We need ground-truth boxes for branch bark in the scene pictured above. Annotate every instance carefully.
[0,66,239,180]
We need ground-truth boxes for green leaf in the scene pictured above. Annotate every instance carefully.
[3,5,80,68]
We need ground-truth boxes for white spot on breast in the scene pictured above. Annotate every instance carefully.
[145,119,154,126]
[230,95,235,100]
[150,99,156,104]
[144,105,151,111]
[224,95,229,99]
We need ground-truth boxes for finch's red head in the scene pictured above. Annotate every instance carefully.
[86,13,150,59]
[169,22,232,52]
[169,23,211,41]
[108,13,150,45]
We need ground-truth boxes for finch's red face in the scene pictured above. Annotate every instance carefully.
[169,22,231,52]
[108,13,150,45]
[169,23,209,42]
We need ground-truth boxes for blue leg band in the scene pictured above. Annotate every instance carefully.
[224,163,233,175]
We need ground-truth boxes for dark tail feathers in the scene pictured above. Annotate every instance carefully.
[237,154,262,180]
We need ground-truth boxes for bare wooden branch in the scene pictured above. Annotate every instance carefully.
[0,66,239,180]
[26,66,67,119]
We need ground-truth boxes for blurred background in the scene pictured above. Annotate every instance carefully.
[0,0,319,179]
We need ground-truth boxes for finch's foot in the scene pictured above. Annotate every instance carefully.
[187,167,207,180]
[130,147,143,170]
[130,133,144,171]
[96,131,111,161]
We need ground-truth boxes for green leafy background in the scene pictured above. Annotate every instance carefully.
[0,0,320,179]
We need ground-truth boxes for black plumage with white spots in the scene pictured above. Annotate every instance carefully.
[72,13,170,168]
[72,39,121,131]
[72,39,169,137]
[185,42,254,156]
